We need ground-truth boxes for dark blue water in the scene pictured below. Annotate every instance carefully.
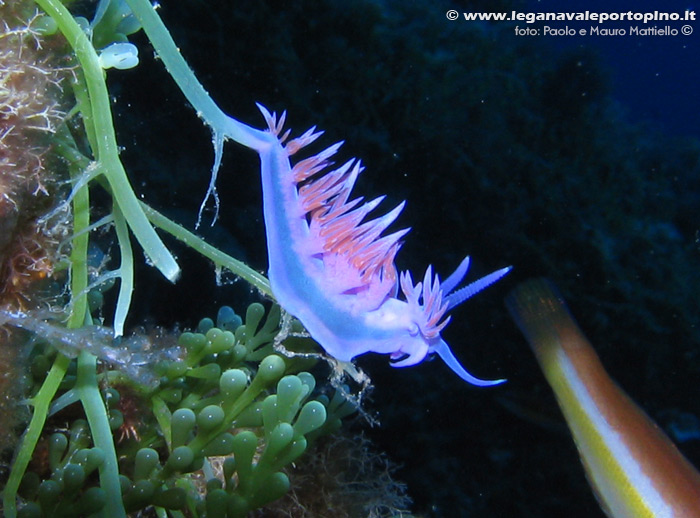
[526,0,699,136]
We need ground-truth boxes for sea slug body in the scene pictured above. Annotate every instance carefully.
[228,105,510,385]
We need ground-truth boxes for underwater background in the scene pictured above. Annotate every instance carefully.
[84,0,700,516]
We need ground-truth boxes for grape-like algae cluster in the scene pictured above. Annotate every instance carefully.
[16,304,356,517]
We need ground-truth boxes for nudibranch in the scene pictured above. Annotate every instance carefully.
[232,105,510,385]
[507,279,700,517]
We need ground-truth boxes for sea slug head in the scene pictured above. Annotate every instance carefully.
[381,258,511,386]
[364,295,433,367]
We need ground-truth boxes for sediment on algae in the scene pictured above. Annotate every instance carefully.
[0,2,71,309]
[0,1,72,460]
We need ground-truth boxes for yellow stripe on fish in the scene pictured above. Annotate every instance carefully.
[506,279,700,518]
